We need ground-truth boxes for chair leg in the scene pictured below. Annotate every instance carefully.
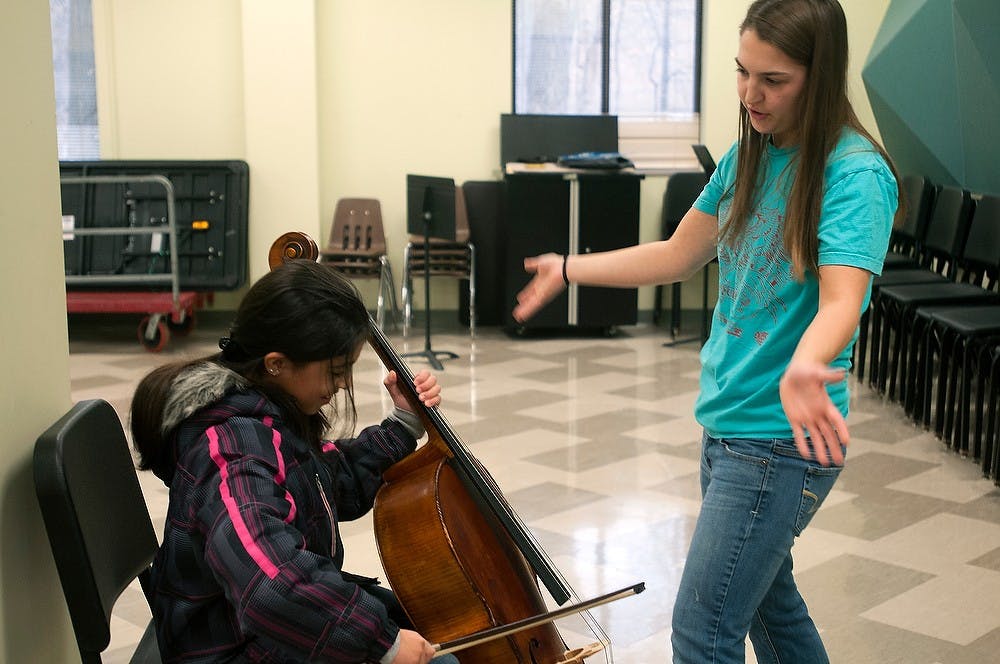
[889,305,916,403]
[920,322,942,429]
[987,349,1000,480]
[401,244,413,337]
[855,308,870,380]
[942,335,966,450]
[884,301,904,398]
[375,256,400,332]
[934,329,955,438]
[971,340,992,465]
[382,258,401,330]
[375,267,387,332]
[468,243,477,339]
[905,314,931,419]
[868,296,885,389]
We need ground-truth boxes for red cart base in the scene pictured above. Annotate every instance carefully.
[66,291,207,352]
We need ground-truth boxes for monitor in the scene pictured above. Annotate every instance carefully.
[500,114,619,167]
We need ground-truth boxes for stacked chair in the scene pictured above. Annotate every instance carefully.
[401,186,476,337]
[907,195,1000,468]
[854,174,937,380]
[320,198,399,331]
[860,184,972,385]
[868,186,1000,402]
[856,175,1000,486]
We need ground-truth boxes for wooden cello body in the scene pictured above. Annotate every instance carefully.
[269,233,613,663]
[373,437,567,663]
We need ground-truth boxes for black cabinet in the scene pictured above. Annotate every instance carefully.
[504,172,641,332]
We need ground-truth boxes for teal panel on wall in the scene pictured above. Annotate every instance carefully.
[863,0,1000,195]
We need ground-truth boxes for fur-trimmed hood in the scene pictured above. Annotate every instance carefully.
[161,361,249,435]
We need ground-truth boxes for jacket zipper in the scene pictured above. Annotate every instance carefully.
[314,474,337,557]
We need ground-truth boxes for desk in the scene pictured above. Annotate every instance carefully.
[503,167,642,333]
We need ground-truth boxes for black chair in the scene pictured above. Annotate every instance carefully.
[871,189,997,402]
[908,196,1000,457]
[34,399,161,664]
[653,171,710,345]
[883,174,936,269]
[854,175,937,380]
[861,185,973,387]
[916,309,1000,460]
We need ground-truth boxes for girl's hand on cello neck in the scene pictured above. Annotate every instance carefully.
[385,370,442,412]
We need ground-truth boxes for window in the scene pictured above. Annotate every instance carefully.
[50,0,100,160]
[513,0,701,171]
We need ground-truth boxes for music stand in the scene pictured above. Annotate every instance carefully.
[403,174,458,370]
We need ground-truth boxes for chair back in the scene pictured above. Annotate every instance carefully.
[327,198,387,255]
[661,172,708,239]
[958,194,1000,284]
[34,399,160,663]
[454,186,471,243]
[918,185,973,278]
[892,175,935,255]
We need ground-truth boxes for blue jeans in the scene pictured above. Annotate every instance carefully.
[671,433,843,663]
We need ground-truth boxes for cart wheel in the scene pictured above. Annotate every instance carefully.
[137,316,170,353]
[168,311,196,337]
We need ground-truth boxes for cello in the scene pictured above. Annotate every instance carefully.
[269,232,643,662]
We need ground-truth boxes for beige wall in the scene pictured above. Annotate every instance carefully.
[1,2,77,662]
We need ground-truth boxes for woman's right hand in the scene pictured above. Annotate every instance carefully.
[512,252,566,322]
[390,629,437,664]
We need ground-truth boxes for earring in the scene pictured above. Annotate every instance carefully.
[268,366,279,376]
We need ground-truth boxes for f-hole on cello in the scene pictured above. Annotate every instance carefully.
[269,232,644,663]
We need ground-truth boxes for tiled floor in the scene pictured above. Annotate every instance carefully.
[67,313,1000,663]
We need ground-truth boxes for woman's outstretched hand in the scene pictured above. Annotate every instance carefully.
[384,369,442,412]
[512,252,566,323]
[779,360,849,466]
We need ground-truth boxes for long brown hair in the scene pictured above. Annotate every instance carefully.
[721,0,903,280]
[130,260,371,471]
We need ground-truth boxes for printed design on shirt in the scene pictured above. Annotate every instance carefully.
[718,203,792,345]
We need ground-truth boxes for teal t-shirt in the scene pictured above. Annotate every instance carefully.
[692,129,897,439]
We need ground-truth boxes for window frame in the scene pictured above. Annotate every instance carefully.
[511,0,704,173]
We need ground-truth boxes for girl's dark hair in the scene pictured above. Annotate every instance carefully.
[722,0,904,279]
[130,259,371,469]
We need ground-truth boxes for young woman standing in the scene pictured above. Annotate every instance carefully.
[513,1,902,661]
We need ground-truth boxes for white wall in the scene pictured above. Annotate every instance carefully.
[0,1,77,661]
